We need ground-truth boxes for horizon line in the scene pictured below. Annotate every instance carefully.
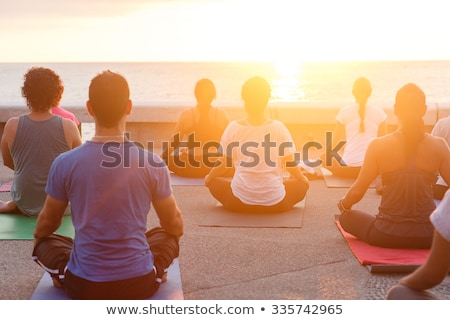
[1,58,450,64]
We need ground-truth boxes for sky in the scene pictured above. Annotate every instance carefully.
[1,0,450,63]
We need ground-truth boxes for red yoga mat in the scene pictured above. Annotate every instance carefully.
[0,180,13,192]
[335,220,429,266]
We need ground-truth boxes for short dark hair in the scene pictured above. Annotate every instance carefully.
[241,76,271,115]
[21,67,64,112]
[88,70,130,128]
[194,78,216,103]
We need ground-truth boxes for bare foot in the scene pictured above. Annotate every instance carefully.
[52,277,63,288]
[0,200,17,213]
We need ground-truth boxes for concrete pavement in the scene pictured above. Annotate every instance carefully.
[1,163,450,300]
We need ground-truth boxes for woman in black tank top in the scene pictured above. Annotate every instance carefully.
[337,83,450,249]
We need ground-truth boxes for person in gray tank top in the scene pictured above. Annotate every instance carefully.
[0,67,82,216]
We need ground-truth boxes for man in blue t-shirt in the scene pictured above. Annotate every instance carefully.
[33,70,184,300]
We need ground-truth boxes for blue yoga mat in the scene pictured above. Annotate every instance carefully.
[31,259,184,300]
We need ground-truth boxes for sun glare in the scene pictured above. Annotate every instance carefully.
[270,60,305,102]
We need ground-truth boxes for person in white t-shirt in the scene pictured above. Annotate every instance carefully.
[431,116,450,199]
[324,77,387,179]
[385,189,450,299]
[204,76,309,213]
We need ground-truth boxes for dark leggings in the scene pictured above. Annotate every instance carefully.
[33,227,179,300]
[339,209,433,249]
[207,177,309,213]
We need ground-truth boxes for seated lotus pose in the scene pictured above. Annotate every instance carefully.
[205,76,309,213]
[337,83,450,249]
[0,67,81,215]
[324,77,387,179]
[386,190,450,299]
[430,115,450,200]
[33,70,184,300]
[161,78,229,178]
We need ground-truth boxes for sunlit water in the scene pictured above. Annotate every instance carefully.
[2,61,450,142]
[1,61,450,108]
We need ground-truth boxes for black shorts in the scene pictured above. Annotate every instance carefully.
[32,227,179,299]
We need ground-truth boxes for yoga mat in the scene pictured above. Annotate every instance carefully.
[0,180,13,192]
[320,167,375,188]
[199,198,306,228]
[335,218,429,273]
[170,173,204,186]
[30,259,183,300]
[0,214,74,240]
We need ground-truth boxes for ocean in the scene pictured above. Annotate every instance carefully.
[1,61,450,108]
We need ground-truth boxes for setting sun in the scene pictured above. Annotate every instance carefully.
[2,1,450,313]
[271,61,305,102]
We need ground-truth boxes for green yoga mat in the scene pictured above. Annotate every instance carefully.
[0,214,74,240]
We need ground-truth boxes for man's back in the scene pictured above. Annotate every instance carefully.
[34,70,183,299]
[46,141,171,282]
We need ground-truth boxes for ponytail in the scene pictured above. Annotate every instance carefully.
[401,117,425,157]
[394,83,427,157]
[352,77,372,133]
[358,101,366,132]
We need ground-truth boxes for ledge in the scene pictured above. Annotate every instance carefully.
[1,103,448,150]
[0,101,447,125]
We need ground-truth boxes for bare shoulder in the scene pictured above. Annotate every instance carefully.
[214,107,230,125]
[177,107,196,123]
[365,134,400,158]
[370,133,392,147]
[4,116,19,127]
[61,117,82,146]
[425,133,449,151]
[61,117,79,131]
[1,117,20,149]
[215,107,229,117]
[180,107,195,117]
[174,107,195,131]
[3,117,20,135]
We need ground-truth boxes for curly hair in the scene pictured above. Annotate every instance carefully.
[21,67,64,112]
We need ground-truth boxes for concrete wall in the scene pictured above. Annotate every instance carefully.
[1,102,450,152]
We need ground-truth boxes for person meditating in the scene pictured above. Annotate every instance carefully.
[337,83,450,249]
[0,67,81,215]
[33,70,183,299]
[324,77,387,179]
[385,189,450,300]
[205,76,309,213]
[161,78,229,178]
